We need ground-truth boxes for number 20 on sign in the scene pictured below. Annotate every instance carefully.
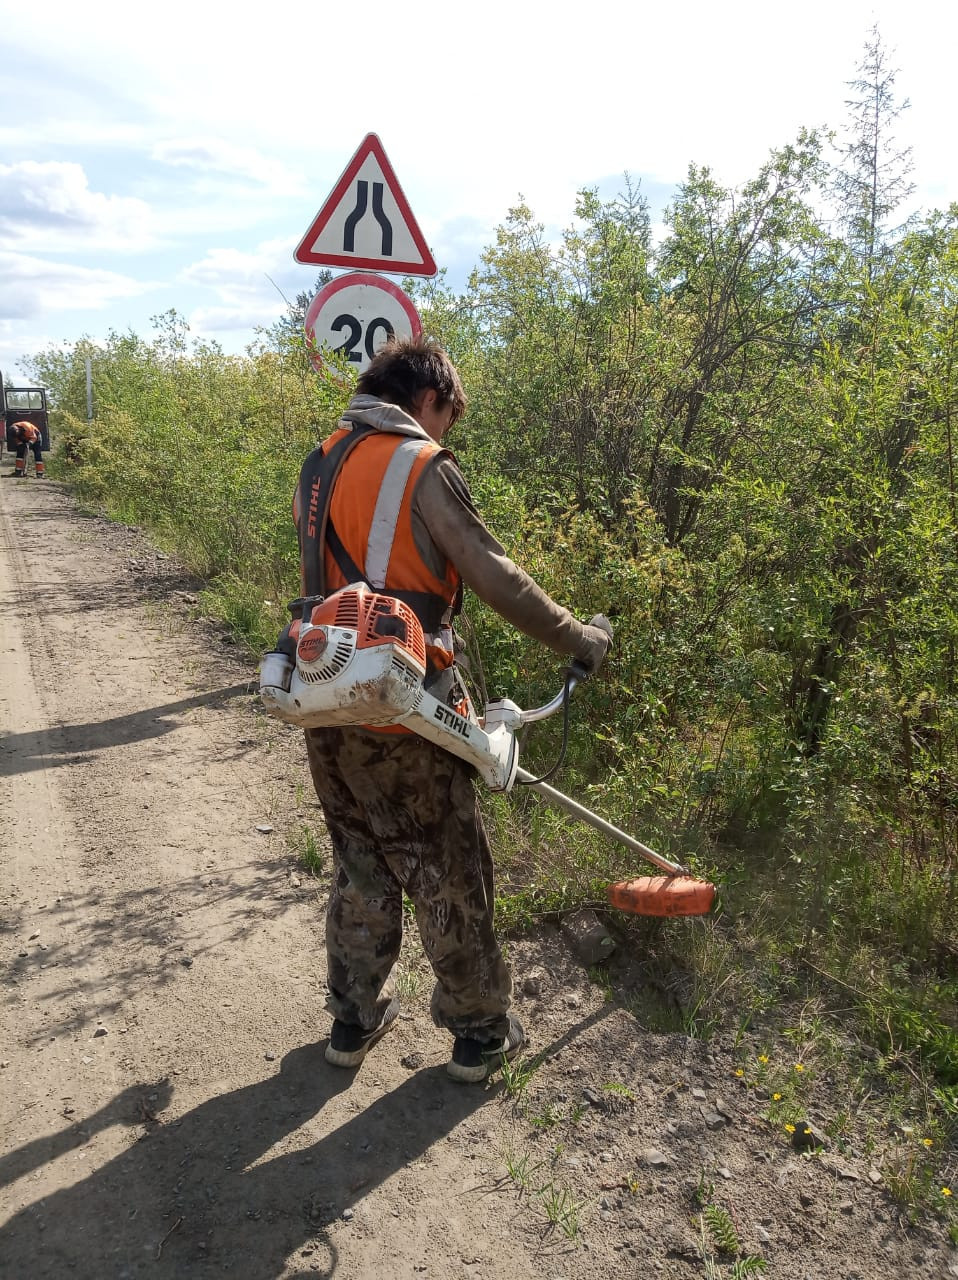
[304,272,423,378]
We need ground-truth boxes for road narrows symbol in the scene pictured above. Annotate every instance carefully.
[295,134,435,275]
[342,181,369,253]
[342,181,394,257]
[371,183,392,255]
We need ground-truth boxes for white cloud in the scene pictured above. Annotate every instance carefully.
[0,157,288,259]
[429,214,491,266]
[188,304,286,337]
[177,238,304,340]
[0,250,158,321]
[152,137,304,194]
[0,161,157,252]
[0,121,147,151]
[0,321,65,376]
[180,245,277,291]
[179,237,302,302]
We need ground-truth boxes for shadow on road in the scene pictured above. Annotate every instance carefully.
[1,571,194,619]
[0,682,257,778]
[0,1042,494,1279]
[0,1079,177,1191]
[0,855,316,1040]
[0,1007,614,1278]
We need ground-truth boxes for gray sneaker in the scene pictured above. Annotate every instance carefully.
[324,998,400,1068]
[447,1014,526,1083]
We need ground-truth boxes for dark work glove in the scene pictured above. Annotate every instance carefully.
[570,614,613,679]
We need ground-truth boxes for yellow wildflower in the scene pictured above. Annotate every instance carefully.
[943,1187,953,1197]
[773,1093,782,1101]
[758,1054,769,1065]
[794,1063,805,1073]
[784,1123,796,1134]
[735,1069,745,1077]
[923,1138,933,1148]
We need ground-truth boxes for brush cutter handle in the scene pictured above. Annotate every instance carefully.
[519,615,614,724]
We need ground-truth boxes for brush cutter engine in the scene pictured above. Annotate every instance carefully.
[260,586,522,790]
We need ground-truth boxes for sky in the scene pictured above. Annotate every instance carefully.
[1,0,955,379]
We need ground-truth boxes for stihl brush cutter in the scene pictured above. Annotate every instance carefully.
[259,585,715,918]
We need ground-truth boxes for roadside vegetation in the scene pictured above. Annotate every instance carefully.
[23,30,957,1239]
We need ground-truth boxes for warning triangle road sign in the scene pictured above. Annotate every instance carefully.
[295,133,437,276]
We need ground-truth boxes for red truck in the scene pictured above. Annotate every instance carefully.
[2,373,50,458]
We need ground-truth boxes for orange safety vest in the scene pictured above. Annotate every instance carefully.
[294,425,462,690]
[12,421,41,444]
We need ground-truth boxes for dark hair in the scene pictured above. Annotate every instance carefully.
[356,336,466,426]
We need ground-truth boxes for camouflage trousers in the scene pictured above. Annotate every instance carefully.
[304,726,513,1042]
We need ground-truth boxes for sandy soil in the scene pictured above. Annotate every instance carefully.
[1,476,956,1280]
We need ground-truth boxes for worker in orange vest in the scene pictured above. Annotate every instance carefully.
[295,336,610,1082]
[9,421,45,478]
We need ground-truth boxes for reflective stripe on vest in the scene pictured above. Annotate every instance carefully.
[365,439,428,588]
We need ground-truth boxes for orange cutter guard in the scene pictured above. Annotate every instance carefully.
[515,770,716,917]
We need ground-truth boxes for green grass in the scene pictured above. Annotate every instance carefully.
[499,1146,586,1243]
[538,1182,584,1240]
[288,823,324,877]
[601,1081,635,1100]
[527,1101,561,1130]
[695,1195,768,1278]
[499,1049,546,1102]
[502,1148,540,1193]
[395,967,423,1001]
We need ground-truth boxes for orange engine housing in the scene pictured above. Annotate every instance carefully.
[302,586,427,673]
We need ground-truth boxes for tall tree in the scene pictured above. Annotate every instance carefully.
[785,28,923,757]
[833,24,915,272]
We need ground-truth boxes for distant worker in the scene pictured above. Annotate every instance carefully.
[9,421,45,478]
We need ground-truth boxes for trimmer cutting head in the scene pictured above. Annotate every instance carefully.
[606,874,716,918]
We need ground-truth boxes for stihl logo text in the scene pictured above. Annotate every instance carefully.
[434,705,470,738]
[306,476,321,538]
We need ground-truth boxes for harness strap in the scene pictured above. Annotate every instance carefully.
[326,521,369,590]
[296,426,374,599]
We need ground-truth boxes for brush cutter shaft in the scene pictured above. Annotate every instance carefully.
[514,769,689,876]
[259,587,697,888]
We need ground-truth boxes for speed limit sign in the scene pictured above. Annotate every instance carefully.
[304,271,422,376]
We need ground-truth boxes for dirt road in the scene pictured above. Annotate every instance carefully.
[1,478,955,1279]
[0,477,548,1278]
